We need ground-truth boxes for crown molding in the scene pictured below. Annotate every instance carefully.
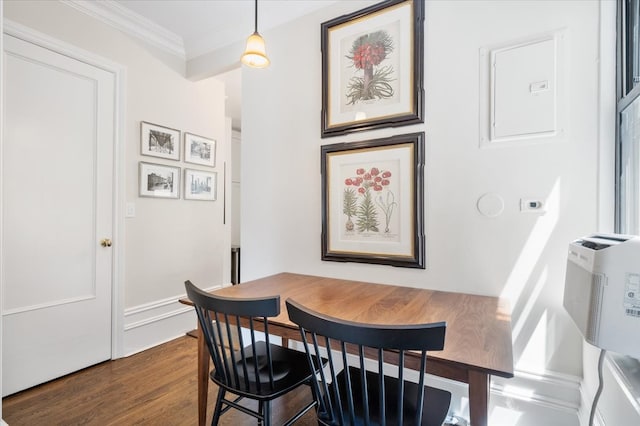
[60,0,186,59]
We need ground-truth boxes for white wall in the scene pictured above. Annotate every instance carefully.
[3,0,229,355]
[241,0,602,423]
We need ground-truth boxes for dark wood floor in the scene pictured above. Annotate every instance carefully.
[2,335,317,425]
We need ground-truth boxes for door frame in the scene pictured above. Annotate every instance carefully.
[1,1,5,417]
[1,20,127,359]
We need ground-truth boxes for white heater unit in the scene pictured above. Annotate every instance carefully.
[563,234,640,359]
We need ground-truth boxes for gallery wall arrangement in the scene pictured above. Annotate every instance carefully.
[320,0,425,269]
[138,121,217,201]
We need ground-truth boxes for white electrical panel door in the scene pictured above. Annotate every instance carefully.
[491,38,557,141]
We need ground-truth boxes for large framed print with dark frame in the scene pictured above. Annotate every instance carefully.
[321,132,425,268]
[321,0,424,138]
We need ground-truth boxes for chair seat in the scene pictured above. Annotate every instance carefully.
[318,366,451,426]
[235,341,292,382]
[210,341,318,400]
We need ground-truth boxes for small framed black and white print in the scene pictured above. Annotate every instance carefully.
[184,132,216,167]
[140,121,180,161]
[139,162,180,199]
[184,169,216,201]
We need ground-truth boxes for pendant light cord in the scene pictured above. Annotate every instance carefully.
[254,0,258,33]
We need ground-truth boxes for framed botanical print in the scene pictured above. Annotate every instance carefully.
[321,0,425,137]
[321,132,425,268]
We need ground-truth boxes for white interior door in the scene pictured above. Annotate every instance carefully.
[2,34,115,396]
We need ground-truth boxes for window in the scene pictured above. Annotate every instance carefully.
[616,0,640,380]
[618,0,640,233]
[623,0,640,96]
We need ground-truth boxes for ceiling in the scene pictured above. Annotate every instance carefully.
[111,0,339,130]
[114,0,339,60]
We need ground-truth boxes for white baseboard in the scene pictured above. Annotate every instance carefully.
[2,419,8,426]
[289,340,580,425]
[433,369,580,426]
[119,294,584,425]
[578,380,605,426]
[492,369,581,413]
[579,354,640,426]
[122,285,223,357]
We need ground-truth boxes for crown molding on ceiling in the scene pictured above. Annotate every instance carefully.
[61,0,186,59]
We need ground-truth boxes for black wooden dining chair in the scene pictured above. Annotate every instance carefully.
[286,298,452,426]
[184,280,318,425]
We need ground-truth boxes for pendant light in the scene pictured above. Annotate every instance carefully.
[241,0,270,68]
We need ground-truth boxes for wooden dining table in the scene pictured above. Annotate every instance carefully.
[181,272,514,426]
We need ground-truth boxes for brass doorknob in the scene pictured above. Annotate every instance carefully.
[101,238,112,247]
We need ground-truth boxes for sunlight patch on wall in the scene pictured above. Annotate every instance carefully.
[517,309,549,372]
[500,179,560,307]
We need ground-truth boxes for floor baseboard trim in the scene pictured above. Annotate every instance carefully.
[124,305,192,331]
[492,369,581,413]
[119,296,582,424]
[121,286,222,357]
[420,367,580,425]
[122,299,194,357]
[578,381,605,426]
[578,354,640,426]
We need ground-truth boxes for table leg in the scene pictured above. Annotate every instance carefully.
[197,325,209,426]
[468,370,490,426]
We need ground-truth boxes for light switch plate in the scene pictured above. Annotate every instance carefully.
[125,202,136,218]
